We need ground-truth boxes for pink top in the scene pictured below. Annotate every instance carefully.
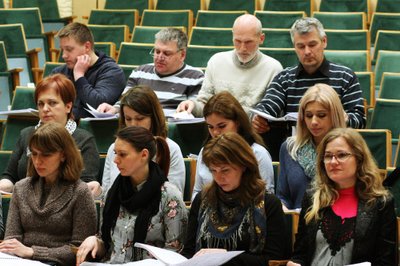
[332,186,358,220]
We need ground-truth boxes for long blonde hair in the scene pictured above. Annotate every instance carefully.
[304,128,389,224]
[287,83,346,159]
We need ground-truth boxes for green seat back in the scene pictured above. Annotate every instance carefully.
[88,9,139,34]
[94,42,116,58]
[195,10,246,27]
[319,0,368,13]
[379,72,400,100]
[186,45,234,69]
[88,25,129,50]
[262,29,293,48]
[357,129,392,169]
[43,62,63,77]
[373,30,400,62]
[98,154,107,185]
[167,122,208,157]
[104,0,151,15]
[395,141,400,167]
[325,29,369,51]
[387,171,400,215]
[356,71,374,108]
[260,47,298,68]
[189,27,233,46]
[10,86,36,110]
[376,0,400,12]
[141,10,193,33]
[208,0,258,13]
[131,26,186,44]
[118,64,137,82]
[255,11,305,29]
[370,99,400,145]
[313,11,366,30]
[78,119,119,154]
[0,41,13,112]
[324,50,370,72]
[117,42,154,66]
[156,0,204,16]
[374,50,400,91]
[1,117,39,151]
[0,41,7,73]
[0,8,43,37]
[370,13,400,44]
[264,0,313,16]
[0,24,28,56]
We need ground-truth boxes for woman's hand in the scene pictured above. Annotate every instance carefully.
[87,181,102,198]
[76,236,102,265]
[193,248,227,257]
[0,238,34,258]
[287,261,301,266]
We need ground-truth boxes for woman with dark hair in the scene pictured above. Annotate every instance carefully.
[288,128,397,265]
[0,123,97,265]
[0,74,101,196]
[101,85,185,196]
[77,126,187,264]
[191,91,274,200]
[181,132,287,265]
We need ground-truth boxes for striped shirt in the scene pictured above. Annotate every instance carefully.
[255,59,366,129]
[124,63,204,108]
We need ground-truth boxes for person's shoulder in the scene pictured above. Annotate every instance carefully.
[259,52,284,69]
[73,127,94,139]
[209,50,234,62]
[251,142,270,157]
[162,181,183,199]
[182,64,205,77]
[327,60,356,74]
[73,179,92,195]
[21,126,35,136]
[14,176,33,192]
[166,138,181,152]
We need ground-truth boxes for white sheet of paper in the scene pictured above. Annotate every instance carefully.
[84,103,118,119]
[249,108,298,122]
[0,252,48,265]
[0,108,39,117]
[345,263,371,266]
[134,243,187,265]
[81,259,165,266]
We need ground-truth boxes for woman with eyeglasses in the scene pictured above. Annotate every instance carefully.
[277,84,346,210]
[287,127,397,266]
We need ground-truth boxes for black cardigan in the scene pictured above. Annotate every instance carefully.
[291,190,398,266]
[181,192,288,266]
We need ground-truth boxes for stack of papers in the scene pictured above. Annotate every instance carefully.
[163,109,205,124]
[0,108,39,117]
[83,104,119,120]
[249,108,298,122]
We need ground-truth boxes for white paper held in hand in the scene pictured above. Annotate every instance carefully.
[249,108,298,122]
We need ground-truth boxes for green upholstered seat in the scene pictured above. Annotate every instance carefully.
[195,10,246,28]
[185,45,233,70]
[155,0,205,17]
[208,0,260,13]
[260,47,298,68]
[255,11,305,29]
[141,9,193,33]
[325,29,370,51]
[189,27,233,46]
[324,50,370,72]
[117,42,154,67]
[374,50,400,91]
[313,11,366,30]
[357,129,392,169]
[262,29,293,48]
[263,0,314,16]
[355,71,374,109]
[78,119,119,154]
[378,72,400,100]
[88,9,139,35]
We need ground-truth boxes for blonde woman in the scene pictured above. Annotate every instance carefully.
[288,128,397,265]
[277,84,346,210]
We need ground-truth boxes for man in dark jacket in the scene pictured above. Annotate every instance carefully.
[52,22,125,119]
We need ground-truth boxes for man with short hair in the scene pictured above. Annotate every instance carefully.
[252,18,366,159]
[176,14,283,116]
[52,22,125,119]
[97,27,204,113]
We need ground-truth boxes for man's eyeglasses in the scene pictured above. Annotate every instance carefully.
[323,152,353,164]
[149,48,182,60]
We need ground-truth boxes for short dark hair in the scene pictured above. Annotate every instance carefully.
[57,22,94,47]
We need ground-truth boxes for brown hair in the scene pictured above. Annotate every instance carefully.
[57,22,94,47]
[203,91,264,146]
[116,126,170,176]
[305,128,389,223]
[119,86,167,138]
[27,122,83,182]
[202,132,266,207]
[34,73,76,120]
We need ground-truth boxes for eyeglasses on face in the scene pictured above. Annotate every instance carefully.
[323,152,353,164]
[149,48,182,60]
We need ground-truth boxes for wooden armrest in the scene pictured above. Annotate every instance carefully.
[50,48,61,62]
[61,15,77,24]
[32,67,44,84]
[9,68,23,89]
[269,260,289,266]
[82,15,89,20]
[44,31,58,59]
[26,47,42,69]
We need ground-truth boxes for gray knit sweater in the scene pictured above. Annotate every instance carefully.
[5,177,97,266]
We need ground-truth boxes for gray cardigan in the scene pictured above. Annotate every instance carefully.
[1,126,100,184]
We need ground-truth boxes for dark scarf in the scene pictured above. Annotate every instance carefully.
[101,161,168,252]
[196,188,267,253]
